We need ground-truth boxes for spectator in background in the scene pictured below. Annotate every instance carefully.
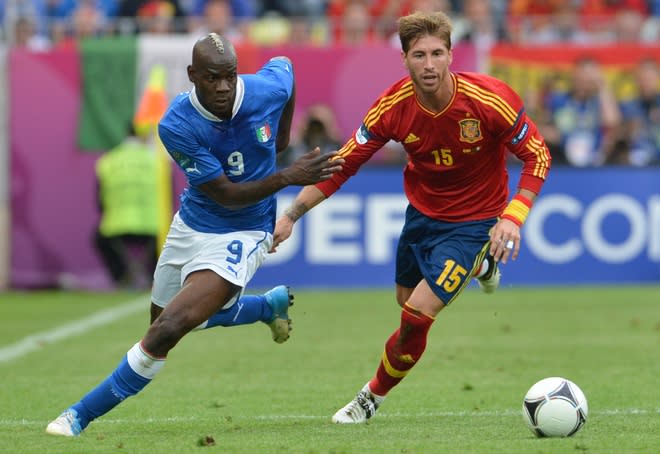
[118,0,187,34]
[258,0,327,18]
[610,8,647,42]
[507,0,567,43]
[328,0,385,45]
[188,0,246,42]
[279,104,343,166]
[286,16,317,45]
[539,57,622,166]
[11,16,51,50]
[508,0,599,45]
[340,0,383,45]
[551,3,594,43]
[453,0,508,71]
[187,0,257,20]
[51,0,108,47]
[579,0,648,40]
[94,122,159,290]
[616,58,660,165]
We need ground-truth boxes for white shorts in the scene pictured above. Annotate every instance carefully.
[151,212,273,309]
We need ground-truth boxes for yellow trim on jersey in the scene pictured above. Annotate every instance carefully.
[381,350,409,379]
[364,84,415,129]
[457,80,517,125]
[364,84,411,125]
[337,138,357,158]
[526,136,550,179]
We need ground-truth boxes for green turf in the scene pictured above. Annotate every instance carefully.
[0,286,659,453]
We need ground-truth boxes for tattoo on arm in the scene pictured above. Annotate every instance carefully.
[284,202,308,222]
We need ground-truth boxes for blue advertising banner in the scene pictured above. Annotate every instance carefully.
[252,167,660,288]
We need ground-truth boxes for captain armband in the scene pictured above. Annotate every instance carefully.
[501,194,533,227]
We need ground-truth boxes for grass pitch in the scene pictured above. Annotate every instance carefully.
[0,286,659,453]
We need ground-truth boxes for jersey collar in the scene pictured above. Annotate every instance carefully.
[189,76,245,122]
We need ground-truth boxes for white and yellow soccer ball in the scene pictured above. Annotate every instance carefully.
[522,377,588,438]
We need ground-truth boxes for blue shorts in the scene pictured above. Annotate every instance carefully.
[395,204,497,305]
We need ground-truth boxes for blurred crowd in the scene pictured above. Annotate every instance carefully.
[2,0,659,49]
[2,0,659,167]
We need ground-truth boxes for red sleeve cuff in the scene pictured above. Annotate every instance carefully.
[517,174,545,195]
[315,179,341,198]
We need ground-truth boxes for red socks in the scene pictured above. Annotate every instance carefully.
[369,303,434,396]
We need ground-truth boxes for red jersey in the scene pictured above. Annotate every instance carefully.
[316,72,551,222]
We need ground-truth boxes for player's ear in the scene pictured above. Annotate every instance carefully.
[187,65,194,83]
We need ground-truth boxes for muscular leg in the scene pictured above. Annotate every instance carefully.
[150,285,286,334]
[47,270,234,436]
[143,270,237,356]
[332,280,442,423]
[369,280,443,397]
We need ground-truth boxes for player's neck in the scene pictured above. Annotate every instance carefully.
[415,73,454,114]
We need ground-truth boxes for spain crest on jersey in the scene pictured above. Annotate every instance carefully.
[458,118,482,143]
[255,122,272,142]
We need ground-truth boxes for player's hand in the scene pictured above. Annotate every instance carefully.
[270,215,294,253]
[281,147,344,186]
[489,218,521,264]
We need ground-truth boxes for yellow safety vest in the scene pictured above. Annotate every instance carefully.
[96,138,159,237]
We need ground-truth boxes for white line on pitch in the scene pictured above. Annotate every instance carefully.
[1,408,658,426]
[0,296,147,364]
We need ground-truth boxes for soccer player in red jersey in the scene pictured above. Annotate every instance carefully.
[271,11,551,423]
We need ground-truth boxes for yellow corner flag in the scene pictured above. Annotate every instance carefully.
[134,65,171,254]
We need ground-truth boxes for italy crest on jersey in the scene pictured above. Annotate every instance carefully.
[458,118,482,143]
[255,122,272,142]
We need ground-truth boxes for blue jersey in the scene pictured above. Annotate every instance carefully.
[159,58,294,234]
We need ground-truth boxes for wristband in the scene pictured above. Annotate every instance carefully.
[501,194,533,226]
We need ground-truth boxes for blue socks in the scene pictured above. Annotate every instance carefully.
[203,295,273,329]
[64,295,275,430]
[69,342,165,429]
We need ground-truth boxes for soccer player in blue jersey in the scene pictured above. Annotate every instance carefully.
[46,33,343,437]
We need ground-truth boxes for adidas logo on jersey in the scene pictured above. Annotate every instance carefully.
[404,133,420,144]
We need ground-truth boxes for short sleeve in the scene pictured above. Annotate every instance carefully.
[158,120,223,186]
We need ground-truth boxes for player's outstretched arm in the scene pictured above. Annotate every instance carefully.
[198,147,343,209]
[270,185,326,253]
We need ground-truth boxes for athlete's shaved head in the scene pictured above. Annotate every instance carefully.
[188,33,239,120]
[192,33,237,67]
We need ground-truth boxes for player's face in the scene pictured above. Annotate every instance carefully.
[403,34,452,97]
[189,57,237,119]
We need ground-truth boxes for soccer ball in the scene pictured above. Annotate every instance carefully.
[522,377,588,438]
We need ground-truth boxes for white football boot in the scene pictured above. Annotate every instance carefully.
[332,383,385,424]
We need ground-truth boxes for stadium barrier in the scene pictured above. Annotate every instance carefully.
[4,40,659,288]
[253,167,660,288]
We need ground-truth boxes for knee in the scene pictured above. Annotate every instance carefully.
[145,314,190,355]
